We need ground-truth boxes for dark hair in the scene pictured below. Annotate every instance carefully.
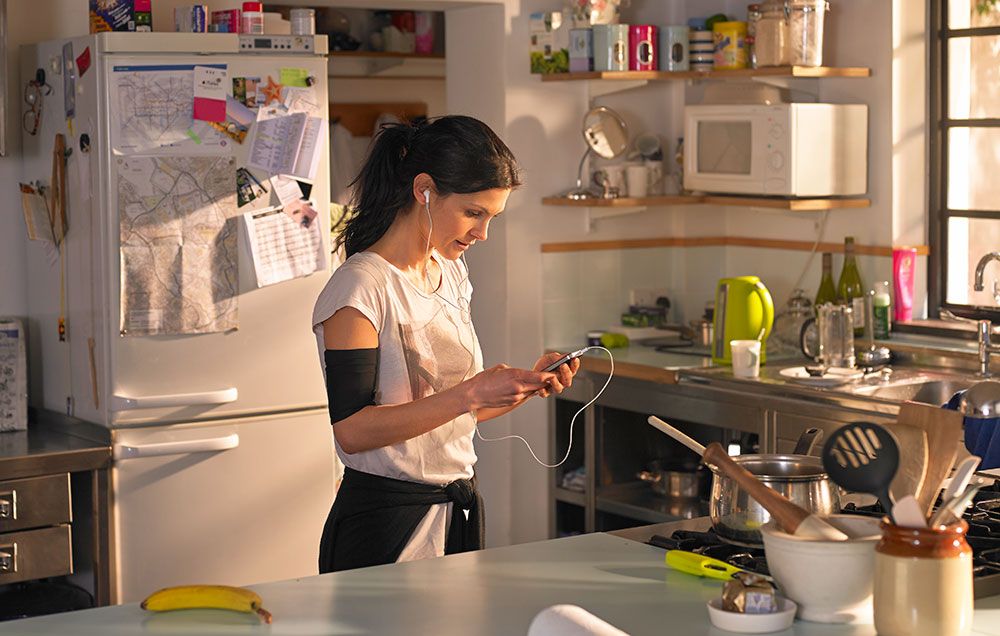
[336,115,521,257]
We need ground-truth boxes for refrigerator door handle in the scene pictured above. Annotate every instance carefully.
[111,388,239,411]
[113,433,240,460]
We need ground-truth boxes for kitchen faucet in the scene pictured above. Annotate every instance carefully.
[974,251,1000,292]
[942,309,1000,377]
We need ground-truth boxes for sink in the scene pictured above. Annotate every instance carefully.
[849,377,976,405]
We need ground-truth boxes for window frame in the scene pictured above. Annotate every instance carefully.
[929,0,1000,321]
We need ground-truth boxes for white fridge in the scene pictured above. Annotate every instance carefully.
[20,33,337,603]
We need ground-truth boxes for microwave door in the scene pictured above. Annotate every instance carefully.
[691,118,764,195]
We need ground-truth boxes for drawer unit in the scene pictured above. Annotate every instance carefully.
[0,474,72,533]
[0,525,73,584]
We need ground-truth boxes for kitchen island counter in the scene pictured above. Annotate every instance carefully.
[7,532,1000,635]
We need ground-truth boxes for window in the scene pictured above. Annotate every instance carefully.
[930,0,1000,318]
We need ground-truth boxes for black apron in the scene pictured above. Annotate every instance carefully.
[318,467,484,573]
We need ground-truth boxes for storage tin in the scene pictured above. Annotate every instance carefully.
[659,25,690,71]
[593,24,629,72]
[628,25,658,71]
[569,28,594,72]
[712,21,749,70]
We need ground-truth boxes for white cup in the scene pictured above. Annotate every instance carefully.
[731,339,761,378]
[625,164,649,198]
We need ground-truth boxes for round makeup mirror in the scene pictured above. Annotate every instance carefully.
[565,106,629,200]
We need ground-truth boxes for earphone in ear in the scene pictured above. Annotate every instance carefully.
[423,189,430,204]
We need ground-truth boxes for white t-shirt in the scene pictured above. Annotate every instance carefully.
[311,250,484,561]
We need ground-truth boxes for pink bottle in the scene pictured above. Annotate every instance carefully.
[629,25,658,71]
[893,247,917,322]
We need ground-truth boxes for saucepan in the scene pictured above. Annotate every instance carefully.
[636,458,711,499]
[648,417,840,546]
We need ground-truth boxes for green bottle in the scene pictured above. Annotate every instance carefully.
[873,280,891,339]
[814,252,837,312]
[837,236,865,336]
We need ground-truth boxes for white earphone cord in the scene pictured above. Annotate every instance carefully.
[473,346,614,469]
[423,192,614,469]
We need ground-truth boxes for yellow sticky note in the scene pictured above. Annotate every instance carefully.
[280,68,310,88]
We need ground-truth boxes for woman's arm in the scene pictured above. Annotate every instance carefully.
[324,307,556,454]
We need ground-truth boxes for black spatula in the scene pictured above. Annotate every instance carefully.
[822,422,900,523]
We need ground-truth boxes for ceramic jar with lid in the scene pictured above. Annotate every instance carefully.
[873,519,974,636]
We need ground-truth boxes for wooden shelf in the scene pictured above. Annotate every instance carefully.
[541,236,931,257]
[540,66,871,82]
[329,51,444,59]
[542,195,871,211]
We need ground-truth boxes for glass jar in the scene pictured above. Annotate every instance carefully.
[755,1,788,66]
[786,0,829,66]
[873,520,974,636]
[747,4,762,68]
[770,289,813,356]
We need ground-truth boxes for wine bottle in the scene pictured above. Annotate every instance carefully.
[837,236,865,336]
[814,252,837,312]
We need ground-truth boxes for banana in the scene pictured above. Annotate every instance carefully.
[141,584,273,623]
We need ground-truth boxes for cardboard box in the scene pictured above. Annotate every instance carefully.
[211,9,242,34]
[90,0,152,33]
[175,5,208,33]
[529,11,570,74]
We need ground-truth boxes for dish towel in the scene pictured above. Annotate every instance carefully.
[527,605,629,636]
[945,391,1000,469]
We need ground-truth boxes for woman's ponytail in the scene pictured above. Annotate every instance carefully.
[335,116,520,257]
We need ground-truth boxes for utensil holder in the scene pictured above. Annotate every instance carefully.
[873,519,973,636]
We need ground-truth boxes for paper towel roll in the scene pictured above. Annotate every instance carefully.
[527,604,629,636]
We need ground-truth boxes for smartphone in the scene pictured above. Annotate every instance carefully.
[542,347,589,373]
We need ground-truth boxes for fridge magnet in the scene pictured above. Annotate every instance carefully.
[75,47,91,77]
[232,77,262,109]
[237,167,268,207]
[283,198,318,228]
[193,65,227,123]
[261,75,283,106]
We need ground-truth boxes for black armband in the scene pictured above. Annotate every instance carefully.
[324,348,378,424]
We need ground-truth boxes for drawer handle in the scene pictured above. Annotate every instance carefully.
[113,433,240,460]
[0,543,17,573]
[0,491,15,520]
[110,388,238,411]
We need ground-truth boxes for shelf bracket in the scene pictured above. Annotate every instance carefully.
[585,206,646,232]
[587,79,648,99]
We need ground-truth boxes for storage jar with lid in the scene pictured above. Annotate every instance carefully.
[873,519,974,636]
[242,2,264,34]
[747,4,762,68]
[755,1,788,66]
[786,0,829,66]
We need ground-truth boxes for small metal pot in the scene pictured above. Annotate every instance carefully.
[709,454,841,546]
[637,459,711,499]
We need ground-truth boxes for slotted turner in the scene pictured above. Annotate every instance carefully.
[822,422,901,523]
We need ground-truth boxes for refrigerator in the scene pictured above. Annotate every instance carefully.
[20,33,337,603]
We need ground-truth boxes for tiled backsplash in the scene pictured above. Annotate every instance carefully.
[542,246,898,348]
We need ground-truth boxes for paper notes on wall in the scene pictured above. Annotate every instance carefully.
[244,204,325,288]
[245,110,325,181]
[193,65,227,122]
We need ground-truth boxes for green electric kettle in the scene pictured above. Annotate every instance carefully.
[712,276,775,365]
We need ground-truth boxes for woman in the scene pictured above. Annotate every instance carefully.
[312,116,580,573]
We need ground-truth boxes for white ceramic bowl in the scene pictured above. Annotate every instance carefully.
[707,597,797,633]
[760,514,881,624]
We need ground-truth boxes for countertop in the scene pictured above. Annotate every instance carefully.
[7,531,1000,635]
[0,409,111,480]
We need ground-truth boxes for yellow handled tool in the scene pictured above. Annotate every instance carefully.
[665,550,748,581]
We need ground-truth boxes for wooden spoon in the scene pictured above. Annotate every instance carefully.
[702,442,849,541]
[897,402,965,516]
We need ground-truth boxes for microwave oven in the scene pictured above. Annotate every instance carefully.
[683,103,868,197]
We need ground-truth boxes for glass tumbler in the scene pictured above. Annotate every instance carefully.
[816,303,854,368]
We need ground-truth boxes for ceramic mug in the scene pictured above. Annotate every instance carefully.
[731,339,761,378]
[595,164,627,195]
[659,25,690,71]
[625,164,649,198]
